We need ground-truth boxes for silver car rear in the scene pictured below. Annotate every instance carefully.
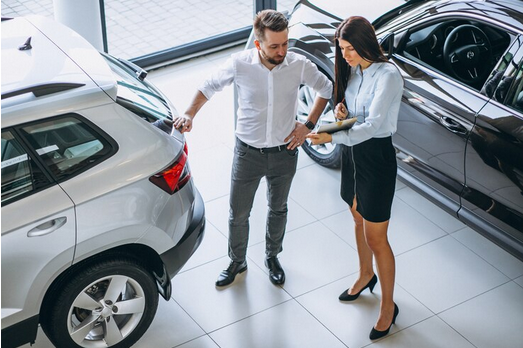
[1,15,205,348]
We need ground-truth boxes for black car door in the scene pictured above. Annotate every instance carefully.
[463,40,523,255]
[390,17,507,216]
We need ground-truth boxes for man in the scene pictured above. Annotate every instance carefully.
[174,10,332,287]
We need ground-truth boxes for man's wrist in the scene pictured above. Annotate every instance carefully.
[304,120,315,130]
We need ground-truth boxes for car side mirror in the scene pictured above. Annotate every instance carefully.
[380,32,395,59]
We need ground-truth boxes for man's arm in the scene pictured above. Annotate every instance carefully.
[173,90,209,133]
[284,96,329,150]
[174,56,235,133]
[307,96,329,126]
[284,57,333,148]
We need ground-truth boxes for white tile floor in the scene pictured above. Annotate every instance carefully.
[26,46,523,348]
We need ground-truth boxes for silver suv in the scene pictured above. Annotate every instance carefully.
[1,15,205,348]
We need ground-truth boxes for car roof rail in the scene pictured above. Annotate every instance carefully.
[2,17,14,21]
[1,82,86,100]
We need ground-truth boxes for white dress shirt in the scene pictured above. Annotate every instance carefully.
[331,62,403,146]
[199,48,332,148]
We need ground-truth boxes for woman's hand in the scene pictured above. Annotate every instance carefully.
[334,102,349,120]
[306,132,332,145]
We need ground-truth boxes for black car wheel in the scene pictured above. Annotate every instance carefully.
[296,76,341,168]
[42,258,158,348]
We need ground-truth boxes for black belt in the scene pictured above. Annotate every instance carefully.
[237,138,287,154]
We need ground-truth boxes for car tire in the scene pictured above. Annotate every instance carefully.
[41,257,158,348]
[296,74,341,168]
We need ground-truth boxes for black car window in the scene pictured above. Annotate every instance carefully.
[400,18,514,90]
[101,53,173,124]
[480,51,514,100]
[483,38,523,111]
[1,130,52,205]
[18,115,117,182]
[503,64,523,113]
[480,36,523,103]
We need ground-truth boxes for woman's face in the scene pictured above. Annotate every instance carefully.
[338,38,367,68]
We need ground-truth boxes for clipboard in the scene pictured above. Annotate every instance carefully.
[317,118,357,134]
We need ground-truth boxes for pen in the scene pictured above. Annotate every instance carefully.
[340,97,347,119]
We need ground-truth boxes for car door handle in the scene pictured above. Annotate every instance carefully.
[440,116,467,134]
[27,217,67,237]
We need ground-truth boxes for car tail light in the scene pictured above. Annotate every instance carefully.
[149,143,191,194]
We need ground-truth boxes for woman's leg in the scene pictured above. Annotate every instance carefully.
[346,197,375,295]
[363,219,396,330]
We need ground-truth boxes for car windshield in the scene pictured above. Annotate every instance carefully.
[374,0,438,34]
[305,0,406,23]
[101,53,172,122]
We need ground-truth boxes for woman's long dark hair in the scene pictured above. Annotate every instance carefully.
[334,16,388,105]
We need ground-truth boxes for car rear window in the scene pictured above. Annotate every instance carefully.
[18,115,116,182]
[101,54,174,123]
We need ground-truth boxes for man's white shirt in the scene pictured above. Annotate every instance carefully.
[199,48,332,148]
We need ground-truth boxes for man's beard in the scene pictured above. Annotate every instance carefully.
[260,49,285,65]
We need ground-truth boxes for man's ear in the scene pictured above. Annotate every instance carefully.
[254,40,261,50]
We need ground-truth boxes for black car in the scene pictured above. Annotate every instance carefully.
[285,0,523,259]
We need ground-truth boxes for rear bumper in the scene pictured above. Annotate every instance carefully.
[1,314,38,348]
[160,189,205,279]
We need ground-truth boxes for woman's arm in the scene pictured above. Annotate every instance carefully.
[307,132,332,145]
[332,65,403,146]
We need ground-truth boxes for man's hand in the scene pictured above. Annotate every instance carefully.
[173,115,193,133]
[306,132,332,145]
[285,121,311,150]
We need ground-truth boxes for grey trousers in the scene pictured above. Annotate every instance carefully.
[228,138,298,262]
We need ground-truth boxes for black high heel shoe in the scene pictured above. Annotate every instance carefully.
[338,274,377,301]
[369,303,399,340]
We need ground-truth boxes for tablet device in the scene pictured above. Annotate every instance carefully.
[317,118,357,134]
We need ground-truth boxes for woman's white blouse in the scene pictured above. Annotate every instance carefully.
[331,62,403,146]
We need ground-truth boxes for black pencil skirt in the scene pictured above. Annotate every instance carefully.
[340,136,397,223]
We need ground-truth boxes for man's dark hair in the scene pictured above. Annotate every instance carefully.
[253,10,288,42]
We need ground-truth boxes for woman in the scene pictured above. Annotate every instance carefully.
[307,16,403,340]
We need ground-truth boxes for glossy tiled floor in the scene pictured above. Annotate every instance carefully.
[26,47,523,348]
